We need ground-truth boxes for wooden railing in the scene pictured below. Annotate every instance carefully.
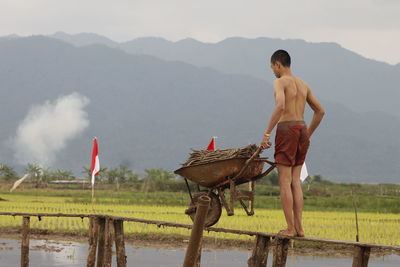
[0,212,399,267]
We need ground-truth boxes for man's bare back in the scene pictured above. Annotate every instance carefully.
[262,73,324,143]
[274,75,307,122]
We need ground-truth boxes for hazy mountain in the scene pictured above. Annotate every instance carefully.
[49,33,400,117]
[0,34,20,40]
[0,36,399,182]
[50,32,118,48]
[120,37,400,117]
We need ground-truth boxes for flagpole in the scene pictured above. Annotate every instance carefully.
[91,173,95,213]
[90,137,100,208]
[91,172,95,200]
[91,182,94,199]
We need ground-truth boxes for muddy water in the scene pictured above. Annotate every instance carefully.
[0,238,399,266]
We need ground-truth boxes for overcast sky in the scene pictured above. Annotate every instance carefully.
[1,0,399,64]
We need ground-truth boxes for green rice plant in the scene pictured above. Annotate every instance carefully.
[0,191,398,245]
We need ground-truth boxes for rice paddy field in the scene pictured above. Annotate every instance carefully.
[0,189,399,246]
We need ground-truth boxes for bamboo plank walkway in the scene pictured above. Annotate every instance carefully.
[0,212,399,267]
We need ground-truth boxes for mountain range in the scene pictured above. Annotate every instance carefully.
[0,33,399,183]
[50,32,400,116]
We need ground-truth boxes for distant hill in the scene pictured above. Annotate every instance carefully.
[0,36,399,182]
[51,31,118,48]
[49,33,400,117]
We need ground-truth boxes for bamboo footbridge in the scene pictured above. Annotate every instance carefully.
[0,211,399,267]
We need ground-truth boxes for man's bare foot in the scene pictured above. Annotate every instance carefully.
[295,226,305,237]
[296,231,305,237]
[277,229,296,237]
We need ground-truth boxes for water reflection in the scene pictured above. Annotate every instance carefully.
[0,238,399,266]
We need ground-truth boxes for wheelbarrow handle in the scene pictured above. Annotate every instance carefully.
[245,147,262,165]
[231,147,263,181]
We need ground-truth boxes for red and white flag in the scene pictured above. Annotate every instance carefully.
[206,137,216,151]
[90,137,100,185]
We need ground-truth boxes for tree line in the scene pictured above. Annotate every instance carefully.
[0,163,330,193]
[0,163,183,191]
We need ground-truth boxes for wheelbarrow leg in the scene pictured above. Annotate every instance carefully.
[217,188,233,216]
[229,179,235,216]
[249,180,255,214]
[184,178,195,205]
[239,181,255,216]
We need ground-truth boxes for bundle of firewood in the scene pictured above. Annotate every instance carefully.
[181,144,258,167]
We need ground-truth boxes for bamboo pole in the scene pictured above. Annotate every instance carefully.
[87,217,99,267]
[183,195,211,267]
[21,216,30,267]
[352,189,360,242]
[114,220,127,267]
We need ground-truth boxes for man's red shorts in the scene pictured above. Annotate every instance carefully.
[274,121,310,166]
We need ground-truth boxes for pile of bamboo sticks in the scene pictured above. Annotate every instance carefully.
[182,144,258,167]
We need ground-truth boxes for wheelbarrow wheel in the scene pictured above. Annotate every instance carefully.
[186,191,222,227]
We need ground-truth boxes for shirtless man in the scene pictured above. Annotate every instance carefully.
[260,50,325,237]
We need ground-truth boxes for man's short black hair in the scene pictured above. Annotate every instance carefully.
[271,50,291,67]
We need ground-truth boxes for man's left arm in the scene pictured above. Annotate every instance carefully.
[260,79,285,149]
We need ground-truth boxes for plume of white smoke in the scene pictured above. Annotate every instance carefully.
[13,92,90,166]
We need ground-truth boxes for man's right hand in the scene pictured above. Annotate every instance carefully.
[260,136,272,150]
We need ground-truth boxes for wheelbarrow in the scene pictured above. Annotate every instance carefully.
[174,147,276,227]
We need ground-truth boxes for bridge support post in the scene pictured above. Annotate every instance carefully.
[87,216,99,267]
[272,238,289,267]
[114,220,126,267]
[352,246,371,267]
[183,195,211,267]
[247,235,271,267]
[21,216,30,267]
[96,217,106,267]
[92,216,118,267]
[103,217,113,267]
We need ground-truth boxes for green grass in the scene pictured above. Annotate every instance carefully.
[2,185,399,213]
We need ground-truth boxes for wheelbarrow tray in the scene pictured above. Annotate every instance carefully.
[174,157,266,188]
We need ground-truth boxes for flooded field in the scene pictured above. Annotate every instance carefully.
[0,238,399,266]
